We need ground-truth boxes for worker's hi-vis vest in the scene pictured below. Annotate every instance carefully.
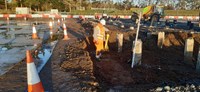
[95,23,105,40]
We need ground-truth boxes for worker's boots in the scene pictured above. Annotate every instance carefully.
[95,53,102,62]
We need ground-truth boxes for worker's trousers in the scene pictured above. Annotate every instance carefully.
[94,40,104,58]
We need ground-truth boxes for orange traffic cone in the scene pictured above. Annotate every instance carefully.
[6,17,9,25]
[32,25,38,39]
[26,50,44,92]
[57,19,60,26]
[49,21,53,30]
[63,23,69,40]
[6,17,9,21]
[49,21,53,39]
[79,15,85,21]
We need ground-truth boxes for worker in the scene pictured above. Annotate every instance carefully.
[93,19,109,60]
[79,15,86,23]
[95,13,100,20]
[102,13,108,20]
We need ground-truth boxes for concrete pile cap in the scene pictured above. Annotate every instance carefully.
[120,25,124,28]
[130,26,134,30]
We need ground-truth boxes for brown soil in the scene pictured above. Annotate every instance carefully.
[86,21,200,91]
[0,60,27,92]
[1,18,200,92]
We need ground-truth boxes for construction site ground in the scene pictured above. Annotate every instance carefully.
[1,18,200,92]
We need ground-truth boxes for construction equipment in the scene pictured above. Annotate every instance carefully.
[131,5,164,26]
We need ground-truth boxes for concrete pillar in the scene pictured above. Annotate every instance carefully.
[196,47,200,72]
[120,25,124,28]
[24,17,27,21]
[132,39,142,66]
[184,38,194,64]
[130,26,134,30]
[157,32,165,48]
[135,19,139,24]
[117,33,123,53]
[50,31,53,39]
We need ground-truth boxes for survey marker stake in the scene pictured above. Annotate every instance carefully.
[131,12,142,68]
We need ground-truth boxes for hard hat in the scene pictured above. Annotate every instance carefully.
[100,19,106,25]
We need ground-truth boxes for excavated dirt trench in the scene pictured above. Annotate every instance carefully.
[81,21,200,91]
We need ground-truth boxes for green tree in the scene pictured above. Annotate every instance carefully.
[51,0,65,11]
[8,0,18,10]
[24,0,39,11]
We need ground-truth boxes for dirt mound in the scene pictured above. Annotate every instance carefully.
[39,19,99,92]
[60,40,98,91]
